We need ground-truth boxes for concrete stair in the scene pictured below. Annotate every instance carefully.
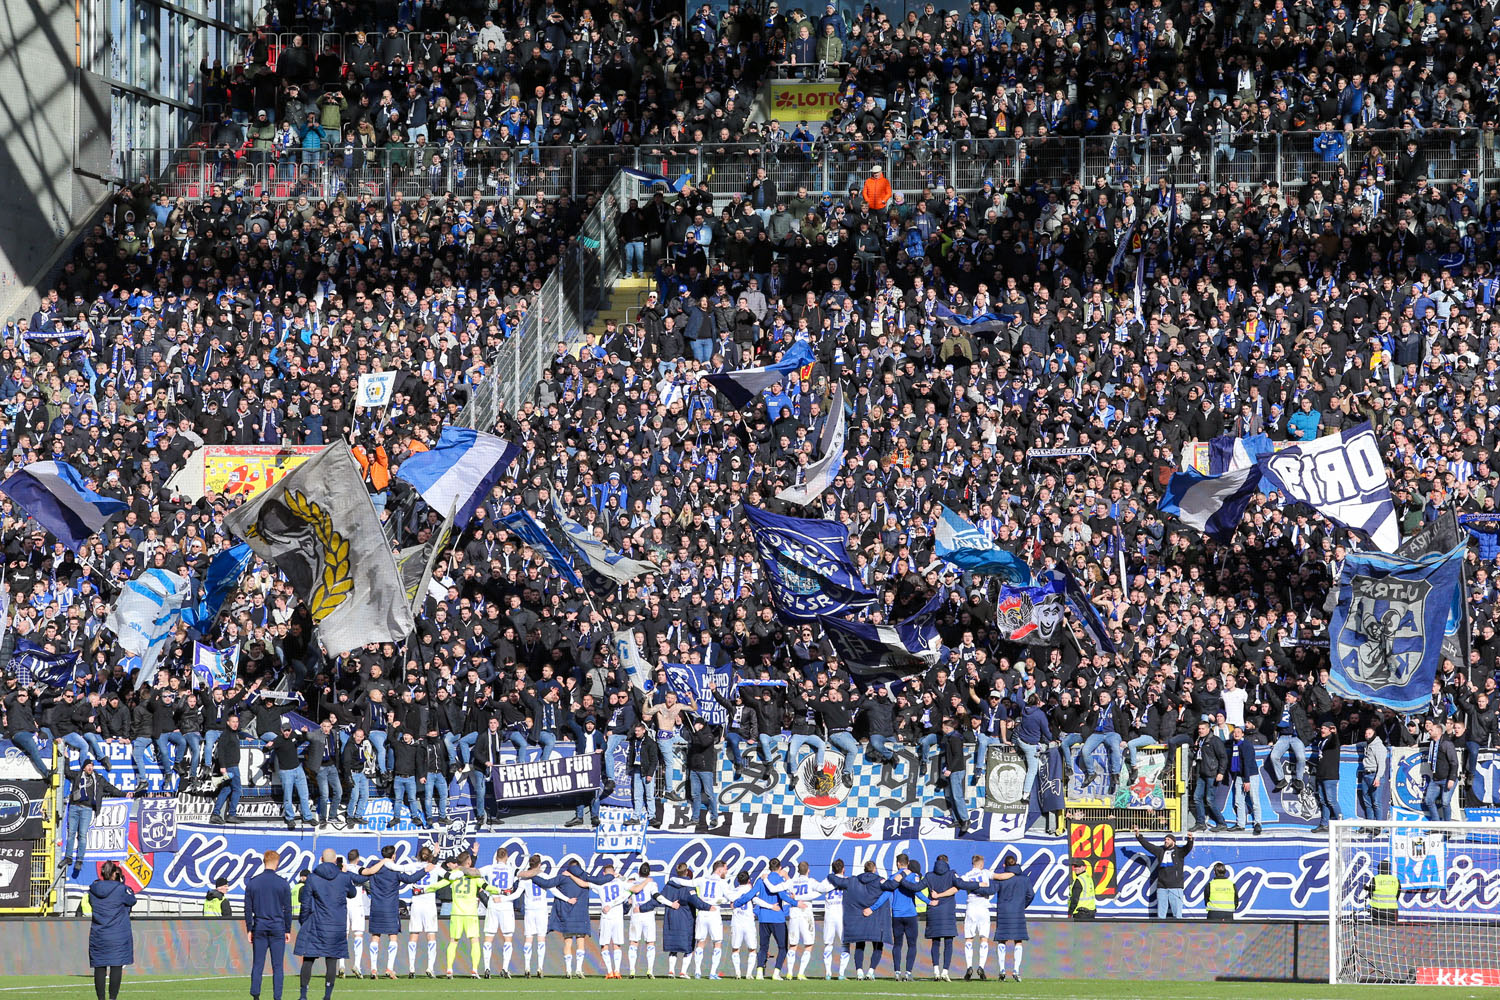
[585,275,654,339]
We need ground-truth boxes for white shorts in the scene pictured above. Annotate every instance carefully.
[731,912,756,950]
[824,912,843,947]
[347,901,367,934]
[600,911,625,946]
[629,913,656,942]
[694,910,723,942]
[788,910,815,946]
[408,896,438,934]
[523,909,548,938]
[484,900,516,936]
[964,907,991,938]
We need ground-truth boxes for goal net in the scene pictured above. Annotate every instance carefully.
[1330,820,1500,985]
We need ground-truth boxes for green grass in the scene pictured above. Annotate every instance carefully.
[2,975,1499,1000]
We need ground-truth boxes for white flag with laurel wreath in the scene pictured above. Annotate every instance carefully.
[225,441,415,656]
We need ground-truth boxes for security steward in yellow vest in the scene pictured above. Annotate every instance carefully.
[1206,863,1237,921]
[203,876,233,917]
[1069,857,1097,920]
[1370,860,1399,925]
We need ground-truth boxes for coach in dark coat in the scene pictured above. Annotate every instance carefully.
[245,849,294,1000]
[828,863,892,943]
[361,850,429,935]
[550,860,612,935]
[294,853,366,959]
[992,858,1034,942]
[918,857,960,940]
[88,864,137,968]
[660,871,712,953]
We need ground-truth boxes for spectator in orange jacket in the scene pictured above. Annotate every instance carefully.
[861,164,892,211]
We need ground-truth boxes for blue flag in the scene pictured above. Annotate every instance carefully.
[0,461,127,553]
[932,504,1032,583]
[1049,565,1117,654]
[705,341,816,409]
[498,509,583,588]
[1158,465,1259,542]
[396,426,520,525]
[931,301,1011,334]
[1330,543,1467,711]
[191,641,238,689]
[744,505,874,622]
[660,663,731,726]
[182,543,253,630]
[819,589,945,682]
[7,639,83,688]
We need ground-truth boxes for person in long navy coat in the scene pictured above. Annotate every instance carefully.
[88,862,137,1000]
[358,845,432,977]
[990,855,1034,981]
[659,866,712,965]
[551,859,613,977]
[826,860,891,977]
[915,856,963,978]
[295,849,368,1000]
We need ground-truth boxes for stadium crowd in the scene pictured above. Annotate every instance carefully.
[5,0,1500,849]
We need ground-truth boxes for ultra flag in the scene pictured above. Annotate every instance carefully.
[1258,422,1399,552]
[0,461,127,552]
[776,383,846,506]
[819,589,945,682]
[1158,465,1259,542]
[744,504,874,622]
[1329,543,1467,711]
[499,509,583,588]
[996,576,1068,646]
[395,426,520,525]
[551,497,658,586]
[106,568,190,682]
[225,441,415,657]
[704,341,817,409]
[932,504,1032,584]
[355,371,399,410]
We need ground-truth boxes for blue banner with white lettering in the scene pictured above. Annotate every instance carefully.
[1329,543,1467,712]
[744,505,874,622]
[661,662,731,727]
[1257,422,1400,552]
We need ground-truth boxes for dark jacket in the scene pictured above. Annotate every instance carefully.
[88,879,138,967]
[660,877,712,952]
[213,727,243,771]
[1133,832,1193,889]
[1192,733,1229,780]
[245,870,293,934]
[1314,732,1342,780]
[828,870,891,943]
[685,724,718,772]
[624,734,661,778]
[294,861,365,959]
[991,863,1034,941]
[363,862,428,935]
[917,858,960,938]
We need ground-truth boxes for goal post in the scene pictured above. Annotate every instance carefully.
[1329,819,1500,986]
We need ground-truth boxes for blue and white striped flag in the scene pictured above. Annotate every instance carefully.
[396,426,520,525]
[1158,465,1260,542]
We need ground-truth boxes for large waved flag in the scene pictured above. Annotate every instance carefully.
[1330,542,1466,711]
[932,301,1012,334]
[1158,465,1259,542]
[1258,422,1399,552]
[396,426,520,525]
[499,508,583,588]
[777,383,846,506]
[820,589,945,683]
[613,629,654,693]
[744,504,874,622]
[661,663,731,726]
[621,167,693,193]
[705,341,817,409]
[933,504,1032,584]
[1395,510,1468,673]
[181,542,254,631]
[996,576,1067,646]
[1048,564,1117,654]
[551,497,658,585]
[7,639,84,688]
[397,503,456,618]
[106,568,190,683]
[225,441,415,657]
[0,460,127,552]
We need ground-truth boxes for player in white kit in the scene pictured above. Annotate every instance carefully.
[958,853,997,980]
[594,861,630,979]
[692,859,734,979]
[819,859,849,979]
[515,853,554,977]
[727,871,758,978]
[406,847,443,978]
[786,861,822,979]
[340,849,368,977]
[626,862,661,978]
[480,848,520,977]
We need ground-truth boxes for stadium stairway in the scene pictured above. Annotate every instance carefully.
[584,274,653,340]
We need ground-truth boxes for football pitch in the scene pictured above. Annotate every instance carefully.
[1,975,1497,1000]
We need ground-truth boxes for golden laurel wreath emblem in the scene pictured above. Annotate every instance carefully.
[246,489,352,622]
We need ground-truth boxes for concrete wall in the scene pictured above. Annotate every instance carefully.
[0,0,111,320]
[2,917,1329,981]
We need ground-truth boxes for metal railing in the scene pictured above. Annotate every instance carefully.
[119,128,1495,205]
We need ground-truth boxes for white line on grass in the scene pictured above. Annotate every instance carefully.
[0,979,225,993]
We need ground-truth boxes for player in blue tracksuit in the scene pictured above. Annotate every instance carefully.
[752,859,794,980]
[245,848,294,1000]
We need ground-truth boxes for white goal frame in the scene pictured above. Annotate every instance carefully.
[1329,818,1500,985]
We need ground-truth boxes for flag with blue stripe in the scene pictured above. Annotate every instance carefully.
[819,589,945,682]
[0,460,127,552]
[181,543,253,631]
[105,568,191,684]
[395,426,520,525]
[7,639,83,688]
[705,341,816,409]
[499,509,583,588]
[933,504,1032,583]
[191,641,238,689]
[745,504,874,622]
[1330,543,1466,711]
[551,497,658,585]
[1048,564,1117,655]
[1158,465,1259,542]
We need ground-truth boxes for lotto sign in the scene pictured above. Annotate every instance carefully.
[1417,969,1500,986]
[203,445,322,498]
[1069,821,1117,898]
[768,81,840,122]
[1391,827,1447,889]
